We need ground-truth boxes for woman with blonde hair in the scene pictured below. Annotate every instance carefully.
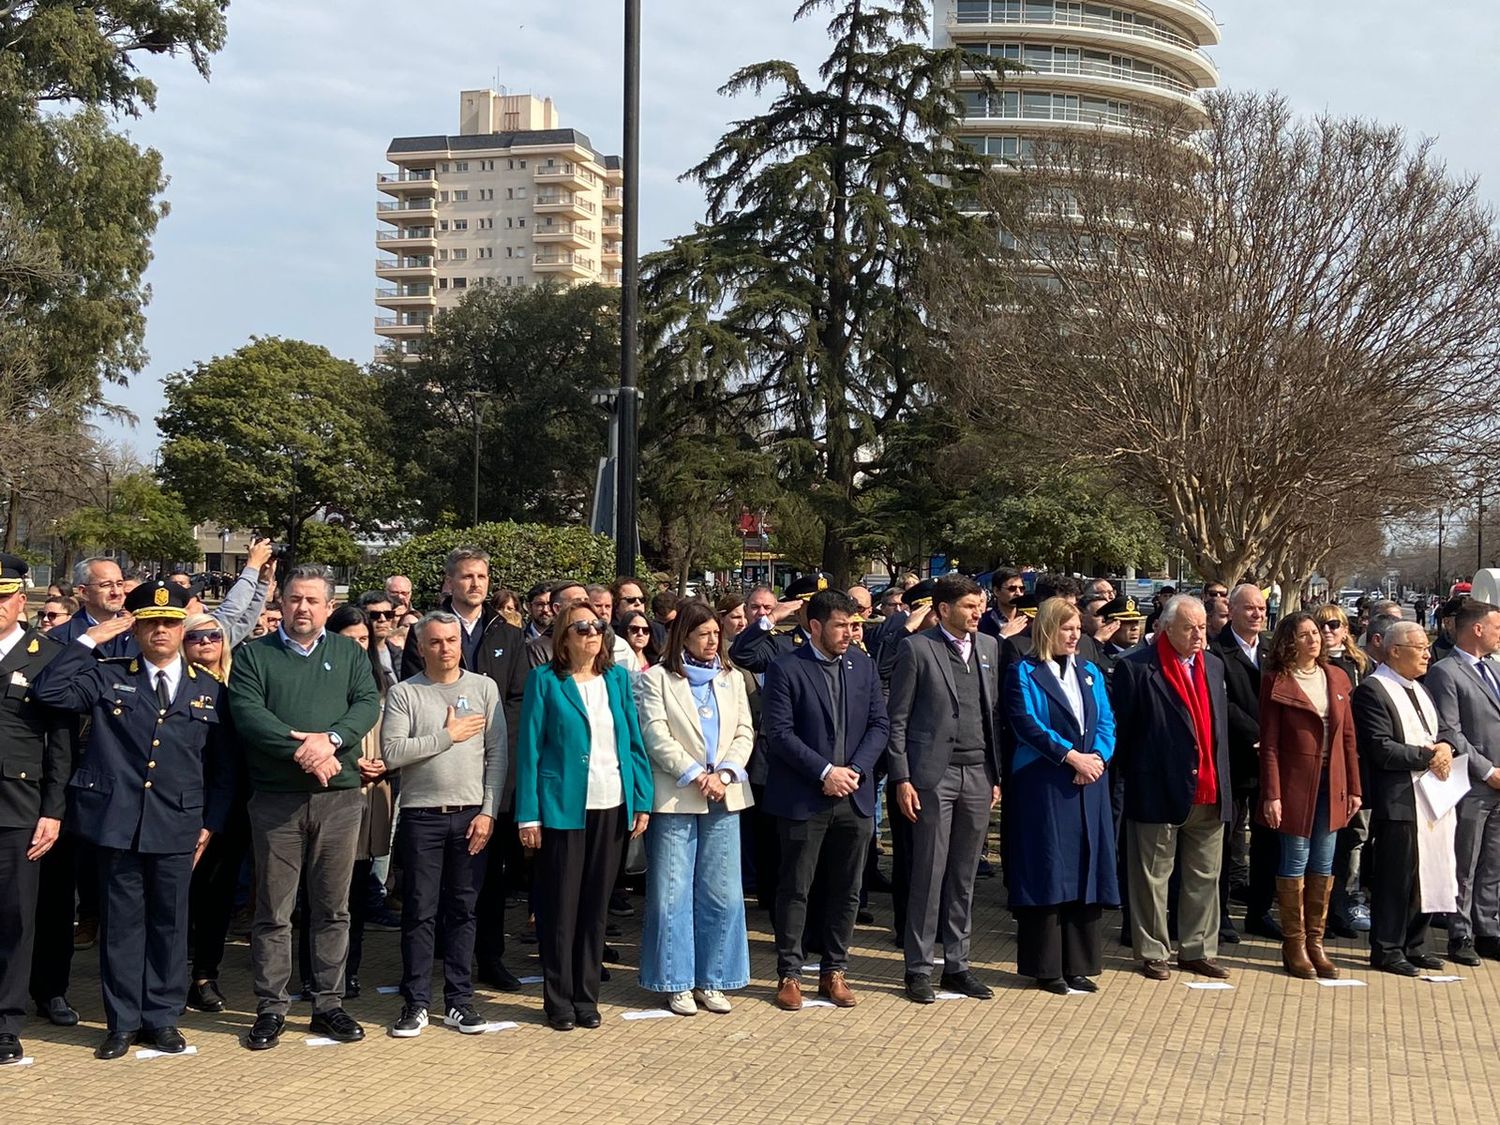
[1004,597,1118,994]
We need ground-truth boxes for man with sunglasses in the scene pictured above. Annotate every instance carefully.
[357,592,403,681]
[979,568,1030,641]
[37,599,75,634]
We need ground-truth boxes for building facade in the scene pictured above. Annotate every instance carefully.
[934,0,1221,162]
[375,90,623,362]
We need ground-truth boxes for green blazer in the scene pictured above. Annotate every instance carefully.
[515,663,653,829]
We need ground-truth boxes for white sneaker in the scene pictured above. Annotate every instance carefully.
[667,990,697,1016]
[390,1004,427,1038]
[693,988,731,1014]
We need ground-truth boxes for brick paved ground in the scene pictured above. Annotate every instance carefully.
[5,863,1497,1125]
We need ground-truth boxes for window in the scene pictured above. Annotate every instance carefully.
[452,219,468,231]
[505,247,513,258]
[440,162,450,173]
[517,218,525,228]
[508,159,515,170]
[506,217,514,229]
[453,190,468,202]
[516,187,526,199]
[478,217,494,230]
[439,191,449,202]
[438,220,449,231]
[452,248,467,260]
[455,161,469,172]
[437,249,448,261]
[518,160,526,169]
[453,277,467,289]
[478,247,493,259]
[479,188,493,201]
[438,277,448,289]
[506,188,514,200]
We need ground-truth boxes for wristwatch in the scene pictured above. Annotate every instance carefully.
[717,769,735,786]
[326,731,343,749]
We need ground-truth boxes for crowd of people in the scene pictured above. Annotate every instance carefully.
[0,546,1493,1065]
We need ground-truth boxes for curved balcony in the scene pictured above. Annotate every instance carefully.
[956,57,1209,115]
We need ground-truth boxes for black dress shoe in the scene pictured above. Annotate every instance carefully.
[187,980,226,1013]
[1244,911,1283,939]
[575,1011,601,1029]
[603,945,621,963]
[1065,976,1099,993]
[1328,909,1359,939]
[309,1007,364,1042]
[856,908,875,925]
[547,1014,576,1031]
[600,966,611,982]
[866,871,894,893]
[245,1012,285,1051]
[1377,958,1420,977]
[940,970,995,1000]
[297,982,315,1002]
[344,975,361,1000]
[904,973,936,1004]
[1218,917,1241,945]
[1476,936,1500,960]
[95,1031,133,1060]
[40,996,79,1026]
[1037,977,1069,995]
[1448,940,1482,968]
[144,1027,187,1053]
[0,1033,23,1064]
[477,963,524,992]
[1408,953,1446,971]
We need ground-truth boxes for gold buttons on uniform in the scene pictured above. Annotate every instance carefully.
[144,780,153,789]
[147,761,157,769]
[113,708,122,716]
[152,740,160,747]
[18,772,25,780]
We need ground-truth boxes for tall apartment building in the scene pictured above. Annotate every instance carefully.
[375,89,623,362]
[934,1,1220,162]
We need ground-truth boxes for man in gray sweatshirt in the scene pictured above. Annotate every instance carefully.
[381,611,507,1037]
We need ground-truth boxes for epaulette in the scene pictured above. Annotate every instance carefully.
[186,663,198,680]
[192,662,223,683]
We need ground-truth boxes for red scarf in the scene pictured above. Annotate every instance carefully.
[1155,634,1218,805]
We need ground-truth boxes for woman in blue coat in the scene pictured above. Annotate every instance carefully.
[1005,597,1119,994]
[516,599,653,1030]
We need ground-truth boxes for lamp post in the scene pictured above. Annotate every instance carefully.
[469,392,493,529]
[613,0,641,576]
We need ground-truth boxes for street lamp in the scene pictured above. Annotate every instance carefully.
[613,0,641,576]
[469,391,493,529]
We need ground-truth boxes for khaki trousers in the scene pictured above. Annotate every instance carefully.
[1127,804,1225,962]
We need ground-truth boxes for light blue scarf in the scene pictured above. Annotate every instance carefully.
[682,660,721,767]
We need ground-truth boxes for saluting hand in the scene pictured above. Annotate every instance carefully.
[84,613,135,645]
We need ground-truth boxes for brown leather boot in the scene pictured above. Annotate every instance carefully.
[1276,877,1315,978]
[774,977,802,1011]
[818,970,857,1007]
[1303,873,1340,979]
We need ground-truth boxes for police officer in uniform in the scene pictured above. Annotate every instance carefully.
[33,579,234,1059]
[0,556,69,1065]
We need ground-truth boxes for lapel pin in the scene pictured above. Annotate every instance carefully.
[323,661,332,671]
[493,648,504,658]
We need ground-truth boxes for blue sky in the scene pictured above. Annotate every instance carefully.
[106,0,1499,455]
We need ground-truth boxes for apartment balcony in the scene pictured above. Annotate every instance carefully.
[376,169,438,196]
[534,191,598,221]
[603,268,623,286]
[602,187,624,212]
[375,256,437,279]
[374,314,432,336]
[376,227,437,252]
[533,252,595,279]
[376,198,438,222]
[533,221,596,249]
[535,161,597,191]
[946,6,1219,86]
[375,285,438,309]
[956,57,1208,114]
[375,341,425,364]
[602,241,623,267]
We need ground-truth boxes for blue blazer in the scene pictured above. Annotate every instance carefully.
[760,643,889,821]
[1005,655,1118,908]
[514,663,653,830]
[32,641,235,855]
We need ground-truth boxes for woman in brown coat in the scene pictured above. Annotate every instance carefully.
[1258,611,1362,979]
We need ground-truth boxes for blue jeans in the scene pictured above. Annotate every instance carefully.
[1278,778,1335,877]
[639,805,750,993]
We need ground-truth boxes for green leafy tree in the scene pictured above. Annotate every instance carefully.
[59,471,198,565]
[379,283,616,529]
[296,521,363,570]
[157,338,393,560]
[640,0,1009,584]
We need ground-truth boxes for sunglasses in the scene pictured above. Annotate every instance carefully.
[40,611,68,622]
[620,595,645,605]
[1318,621,1342,631]
[626,625,652,635]
[568,620,606,636]
[366,610,394,620]
[186,631,224,644]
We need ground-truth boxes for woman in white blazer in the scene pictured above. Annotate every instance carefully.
[635,600,755,1015]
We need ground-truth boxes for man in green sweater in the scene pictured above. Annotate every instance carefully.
[227,565,380,1051]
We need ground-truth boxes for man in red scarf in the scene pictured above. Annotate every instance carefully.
[1112,596,1235,981]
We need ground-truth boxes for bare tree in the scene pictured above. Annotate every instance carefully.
[931,92,1500,592]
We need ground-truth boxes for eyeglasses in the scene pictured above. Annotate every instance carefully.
[40,611,68,622]
[1392,643,1430,653]
[626,625,652,636]
[85,581,125,591]
[568,620,606,636]
[366,610,394,620]
[186,631,224,644]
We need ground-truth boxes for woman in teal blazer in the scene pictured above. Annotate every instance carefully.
[516,600,652,1030]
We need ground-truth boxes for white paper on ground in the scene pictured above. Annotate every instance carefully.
[304,1037,355,1047]
[621,1009,676,1021]
[934,991,970,1001]
[376,986,400,995]
[518,976,543,985]
[1315,978,1366,987]
[1063,989,1091,996]
[1185,982,1233,990]
[474,1020,519,1033]
[1,1057,36,1067]
[801,998,837,1008]
[134,1045,199,1060]
[1421,975,1462,983]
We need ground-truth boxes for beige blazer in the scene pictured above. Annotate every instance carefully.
[637,663,755,814]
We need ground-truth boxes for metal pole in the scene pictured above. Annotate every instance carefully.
[1437,508,1444,592]
[614,0,641,577]
[472,403,481,528]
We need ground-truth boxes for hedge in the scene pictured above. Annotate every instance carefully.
[353,522,640,609]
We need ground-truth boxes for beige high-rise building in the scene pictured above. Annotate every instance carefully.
[375,89,623,362]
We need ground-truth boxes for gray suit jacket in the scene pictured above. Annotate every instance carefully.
[1426,651,1500,802]
[886,628,1001,791]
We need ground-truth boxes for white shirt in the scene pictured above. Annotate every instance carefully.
[577,676,624,810]
[1043,654,1085,727]
[1453,648,1500,779]
[1232,630,1260,668]
[939,624,972,665]
[277,625,325,658]
[0,623,24,662]
[143,656,183,704]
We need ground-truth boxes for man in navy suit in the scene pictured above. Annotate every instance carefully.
[1113,595,1234,981]
[761,590,889,1011]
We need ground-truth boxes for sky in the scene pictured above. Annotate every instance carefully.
[104,0,1500,456]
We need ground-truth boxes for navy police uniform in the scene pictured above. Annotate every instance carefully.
[0,556,70,1062]
[32,580,234,1049]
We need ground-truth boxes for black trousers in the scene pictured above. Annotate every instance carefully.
[29,831,79,1003]
[475,810,525,971]
[97,846,193,1033]
[534,806,625,1020]
[886,782,915,940]
[397,808,488,1010]
[1015,902,1103,981]
[189,800,251,980]
[0,827,41,1035]
[298,860,374,983]
[1369,820,1431,965]
[746,784,781,911]
[774,799,873,979]
[1223,813,1279,924]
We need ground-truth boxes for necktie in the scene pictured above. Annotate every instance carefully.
[156,670,171,711]
[1403,686,1433,737]
[1479,660,1500,703]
